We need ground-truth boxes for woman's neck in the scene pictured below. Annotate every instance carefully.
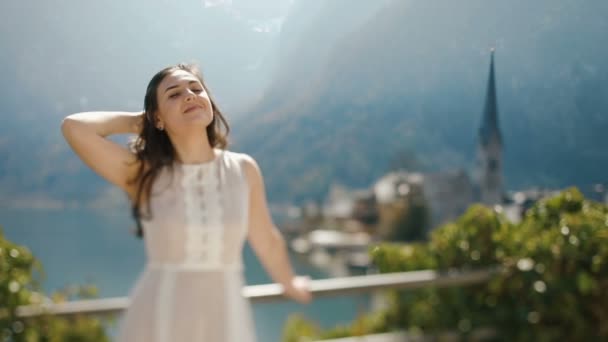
[170,131,215,164]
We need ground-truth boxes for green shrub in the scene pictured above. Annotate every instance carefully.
[283,188,608,341]
[0,226,111,341]
[282,311,391,342]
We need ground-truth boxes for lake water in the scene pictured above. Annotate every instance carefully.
[0,207,370,342]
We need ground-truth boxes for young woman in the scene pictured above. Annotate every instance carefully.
[61,63,311,341]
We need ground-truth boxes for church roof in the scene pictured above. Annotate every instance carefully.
[479,50,502,147]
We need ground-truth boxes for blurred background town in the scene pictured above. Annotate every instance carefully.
[1,0,607,341]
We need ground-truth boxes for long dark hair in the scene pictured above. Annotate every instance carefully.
[128,63,230,238]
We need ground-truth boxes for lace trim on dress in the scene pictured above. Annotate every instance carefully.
[181,160,223,267]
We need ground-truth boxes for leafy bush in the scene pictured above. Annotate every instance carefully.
[283,188,608,341]
[282,311,390,342]
[0,226,111,341]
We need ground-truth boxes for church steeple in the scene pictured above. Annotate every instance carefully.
[474,49,504,205]
[479,50,501,147]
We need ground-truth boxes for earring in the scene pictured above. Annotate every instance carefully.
[157,123,164,131]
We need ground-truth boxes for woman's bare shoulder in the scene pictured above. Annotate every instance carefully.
[225,150,261,182]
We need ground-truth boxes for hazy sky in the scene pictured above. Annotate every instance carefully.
[205,0,294,21]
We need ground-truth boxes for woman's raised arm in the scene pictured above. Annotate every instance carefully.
[61,111,143,197]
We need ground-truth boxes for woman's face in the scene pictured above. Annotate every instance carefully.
[155,69,213,133]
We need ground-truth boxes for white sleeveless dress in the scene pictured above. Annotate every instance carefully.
[116,149,257,342]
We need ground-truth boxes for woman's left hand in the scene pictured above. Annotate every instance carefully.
[283,275,313,304]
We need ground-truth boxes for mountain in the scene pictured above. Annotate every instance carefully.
[237,0,394,117]
[232,0,608,203]
[0,0,284,112]
[0,0,289,205]
[1,0,607,207]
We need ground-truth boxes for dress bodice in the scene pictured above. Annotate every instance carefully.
[141,150,250,271]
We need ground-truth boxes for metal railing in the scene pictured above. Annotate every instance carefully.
[16,268,494,319]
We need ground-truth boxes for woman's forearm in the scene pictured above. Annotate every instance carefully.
[62,111,142,137]
[255,231,296,288]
